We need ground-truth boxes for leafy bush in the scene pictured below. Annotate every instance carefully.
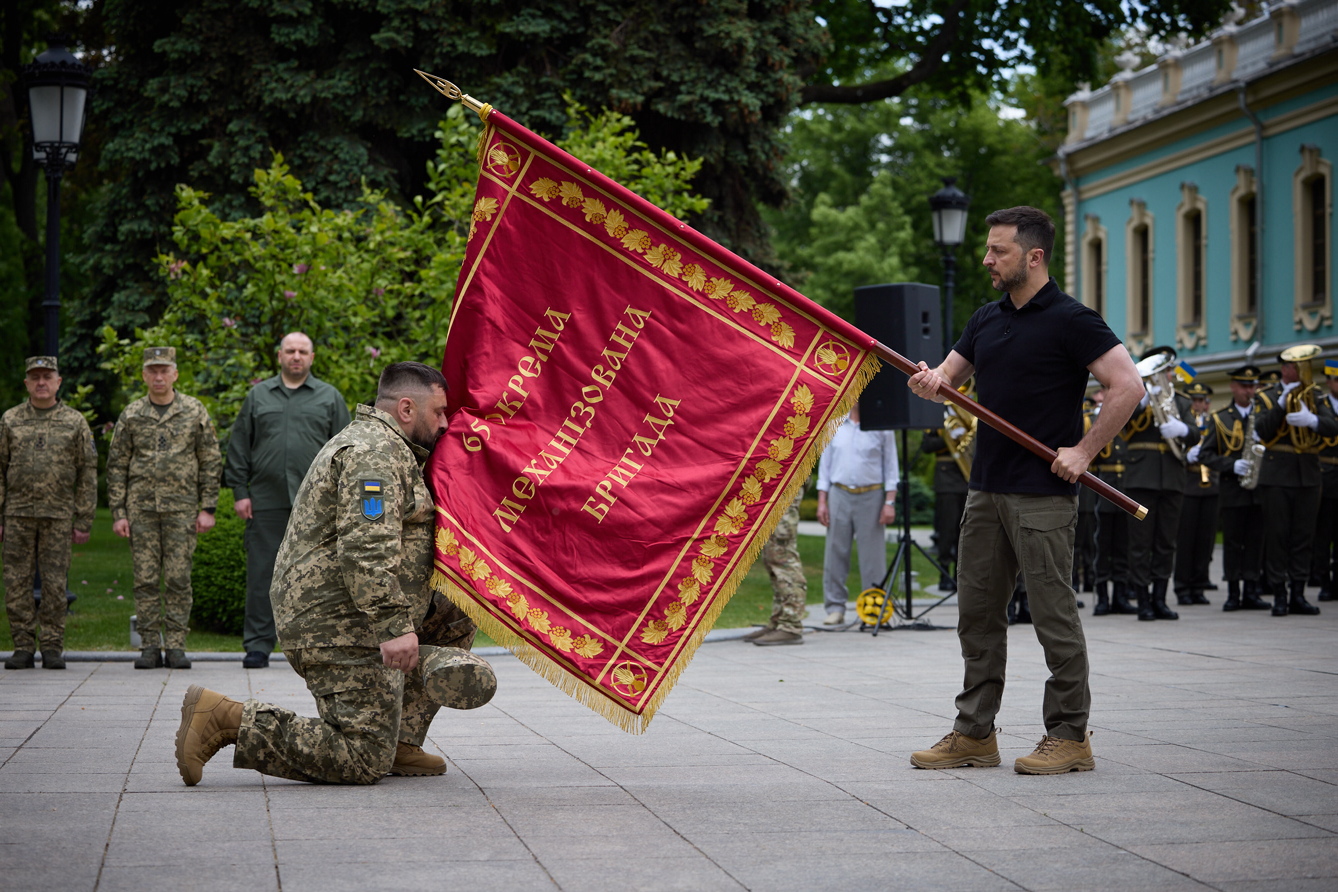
[190,492,246,635]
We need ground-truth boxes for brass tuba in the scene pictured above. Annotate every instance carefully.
[941,380,977,480]
[1280,344,1324,452]
[1133,347,1186,461]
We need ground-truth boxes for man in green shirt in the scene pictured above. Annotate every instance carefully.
[226,333,350,668]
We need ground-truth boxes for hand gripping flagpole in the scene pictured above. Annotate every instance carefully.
[869,340,1148,520]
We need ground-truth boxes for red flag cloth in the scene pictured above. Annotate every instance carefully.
[428,109,878,732]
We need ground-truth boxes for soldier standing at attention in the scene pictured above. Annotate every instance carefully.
[742,489,809,645]
[1,357,97,670]
[108,347,222,670]
[1198,365,1270,611]
[1253,345,1338,617]
[226,332,350,669]
[175,362,495,786]
[1174,382,1220,606]
[1309,361,1338,602]
[1119,348,1199,622]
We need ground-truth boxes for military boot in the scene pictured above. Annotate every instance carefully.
[1136,585,1157,621]
[1110,582,1137,614]
[1150,580,1179,620]
[1241,580,1271,610]
[40,650,66,670]
[1190,588,1210,605]
[165,649,192,669]
[1175,586,1194,606]
[1271,585,1289,617]
[1093,581,1110,616]
[4,650,35,670]
[175,685,243,786]
[909,729,1001,769]
[1014,732,1095,775]
[388,742,447,777]
[1288,581,1321,616]
[1223,580,1241,612]
[133,648,162,669]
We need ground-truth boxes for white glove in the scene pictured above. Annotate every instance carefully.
[947,426,967,440]
[1146,383,1162,396]
[1185,443,1202,463]
[1282,380,1300,394]
[1159,418,1190,439]
[1286,408,1319,430]
[1233,458,1251,476]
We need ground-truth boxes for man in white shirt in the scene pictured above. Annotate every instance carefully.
[815,405,898,624]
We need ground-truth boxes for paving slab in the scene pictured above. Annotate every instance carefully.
[3,551,1338,890]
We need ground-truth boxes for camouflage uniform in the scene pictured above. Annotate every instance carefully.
[233,404,479,785]
[1,398,97,652]
[760,491,807,634]
[107,392,221,650]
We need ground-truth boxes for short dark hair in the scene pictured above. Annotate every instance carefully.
[376,362,447,402]
[985,206,1055,265]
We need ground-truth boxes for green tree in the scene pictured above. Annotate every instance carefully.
[765,91,1063,339]
[799,0,1233,105]
[98,102,708,442]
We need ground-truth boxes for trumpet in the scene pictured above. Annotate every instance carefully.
[1133,348,1186,461]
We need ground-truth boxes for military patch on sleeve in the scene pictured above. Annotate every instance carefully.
[360,480,385,520]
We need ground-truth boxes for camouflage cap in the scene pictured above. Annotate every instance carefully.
[417,645,497,710]
[142,346,177,367]
[24,356,59,373]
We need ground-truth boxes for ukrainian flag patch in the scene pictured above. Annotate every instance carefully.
[361,480,385,520]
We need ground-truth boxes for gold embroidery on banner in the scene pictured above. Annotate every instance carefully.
[549,627,574,652]
[611,661,650,695]
[522,166,796,349]
[815,342,851,375]
[573,635,604,658]
[469,197,500,241]
[485,143,522,178]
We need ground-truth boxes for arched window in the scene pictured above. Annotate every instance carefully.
[1229,165,1258,342]
[1126,199,1154,355]
[1294,145,1332,332]
[1081,215,1108,316]
[1176,183,1207,349]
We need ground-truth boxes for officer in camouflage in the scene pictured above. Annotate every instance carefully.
[107,347,222,670]
[2,357,97,670]
[742,489,808,645]
[175,362,496,786]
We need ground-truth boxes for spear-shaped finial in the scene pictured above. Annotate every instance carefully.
[414,70,491,120]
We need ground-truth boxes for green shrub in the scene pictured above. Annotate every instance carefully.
[190,492,247,635]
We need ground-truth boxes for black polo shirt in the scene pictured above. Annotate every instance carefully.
[953,278,1120,496]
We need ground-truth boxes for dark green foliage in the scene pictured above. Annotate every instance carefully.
[63,0,825,416]
[189,494,246,636]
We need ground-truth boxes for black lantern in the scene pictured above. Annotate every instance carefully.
[24,37,92,356]
[928,177,970,357]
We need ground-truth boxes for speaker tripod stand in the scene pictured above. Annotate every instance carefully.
[857,428,955,633]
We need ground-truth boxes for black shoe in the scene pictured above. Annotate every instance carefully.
[1271,591,1289,617]
[1288,582,1320,616]
[242,651,270,669]
[4,650,35,670]
[1318,588,1333,602]
[133,648,163,669]
[938,573,957,592]
[165,649,192,669]
[1190,590,1210,605]
[1223,581,1241,612]
[1150,580,1179,620]
[40,650,66,670]
[1175,591,1194,606]
[1136,586,1156,621]
[1110,583,1137,615]
[1204,582,1219,591]
[1241,581,1271,610]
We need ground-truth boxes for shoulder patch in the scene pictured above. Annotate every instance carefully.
[360,479,385,521]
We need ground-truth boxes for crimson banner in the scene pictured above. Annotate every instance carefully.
[427,109,877,732]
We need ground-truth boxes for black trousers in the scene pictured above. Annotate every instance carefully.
[1125,488,1183,588]
[1093,509,1128,586]
[1219,504,1264,582]
[1259,484,1321,589]
[1174,494,1219,595]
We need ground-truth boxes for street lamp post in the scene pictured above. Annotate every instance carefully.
[24,38,91,357]
[928,177,970,358]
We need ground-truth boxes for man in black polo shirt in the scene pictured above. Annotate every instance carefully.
[905,206,1143,775]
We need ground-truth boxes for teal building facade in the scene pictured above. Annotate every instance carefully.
[1060,0,1337,389]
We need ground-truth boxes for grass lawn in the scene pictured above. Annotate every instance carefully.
[2,509,946,651]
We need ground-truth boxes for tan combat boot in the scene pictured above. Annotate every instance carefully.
[389,742,447,777]
[1014,732,1095,775]
[175,685,243,786]
[909,729,1001,769]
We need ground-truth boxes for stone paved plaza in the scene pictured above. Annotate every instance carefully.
[3,586,1337,892]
